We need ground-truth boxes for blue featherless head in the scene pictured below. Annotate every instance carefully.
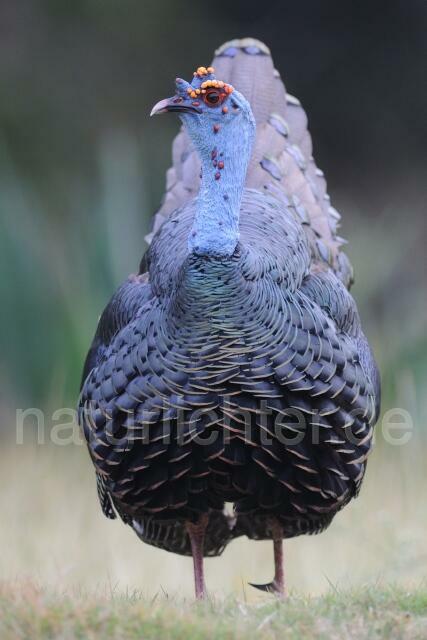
[150,65,255,156]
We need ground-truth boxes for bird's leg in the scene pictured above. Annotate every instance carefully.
[186,513,209,600]
[249,518,287,598]
[271,522,286,597]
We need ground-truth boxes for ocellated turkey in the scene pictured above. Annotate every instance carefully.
[79,38,380,599]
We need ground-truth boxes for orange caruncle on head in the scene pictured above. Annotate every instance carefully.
[186,66,234,105]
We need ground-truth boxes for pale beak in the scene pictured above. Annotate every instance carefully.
[150,96,202,116]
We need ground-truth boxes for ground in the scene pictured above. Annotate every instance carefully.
[1,584,426,640]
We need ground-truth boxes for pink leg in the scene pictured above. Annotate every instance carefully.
[186,513,209,599]
[271,526,286,598]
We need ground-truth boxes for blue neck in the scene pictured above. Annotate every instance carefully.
[187,118,255,257]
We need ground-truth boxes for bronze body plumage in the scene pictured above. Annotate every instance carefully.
[79,39,380,598]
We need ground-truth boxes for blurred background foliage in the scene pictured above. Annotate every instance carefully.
[0,0,426,597]
[0,0,426,414]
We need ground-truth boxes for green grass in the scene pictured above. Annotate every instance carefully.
[1,584,426,639]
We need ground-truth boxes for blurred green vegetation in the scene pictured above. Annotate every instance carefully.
[1,141,426,424]
[0,0,426,427]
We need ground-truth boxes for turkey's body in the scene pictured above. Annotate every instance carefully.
[79,39,380,595]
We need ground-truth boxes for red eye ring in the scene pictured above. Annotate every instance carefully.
[203,89,223,106]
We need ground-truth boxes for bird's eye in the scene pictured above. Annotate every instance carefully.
[204,90,221,106]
